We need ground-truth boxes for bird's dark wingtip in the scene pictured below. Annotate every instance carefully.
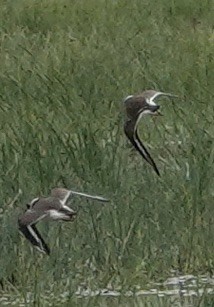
[154,167,161,177]
[45,248,51,256]
[156,170,161,177]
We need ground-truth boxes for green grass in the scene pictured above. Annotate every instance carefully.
[0,0,213,305]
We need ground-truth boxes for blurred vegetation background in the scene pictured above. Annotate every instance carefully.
[0,0,213,305]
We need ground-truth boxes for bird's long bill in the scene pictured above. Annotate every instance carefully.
[19,223,50,255]
[69,190,110,202]
[124,122,160,176]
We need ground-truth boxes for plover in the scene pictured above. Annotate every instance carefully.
[123,90,178,176]
[18,188,109,255]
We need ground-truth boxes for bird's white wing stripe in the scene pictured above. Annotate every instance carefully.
[60,191,72,205]
[123,95,133,103]
[151,92,178,101]
[27,225,46,253]
[28,197,40,208]
[62,205,76,213]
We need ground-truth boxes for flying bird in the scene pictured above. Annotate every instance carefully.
[123,90,178,176]
[18,188,109,255]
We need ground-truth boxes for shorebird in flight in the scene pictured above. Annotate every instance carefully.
[124,90,178,176]
[18,188,109,255]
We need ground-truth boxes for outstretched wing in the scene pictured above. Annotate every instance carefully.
[133,130,160,176]
[69,190,110,203]
[124,120,160,176]
[144,90,178,102]
[18,211,50,255]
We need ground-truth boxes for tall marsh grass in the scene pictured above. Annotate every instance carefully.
[0,0,213,304]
